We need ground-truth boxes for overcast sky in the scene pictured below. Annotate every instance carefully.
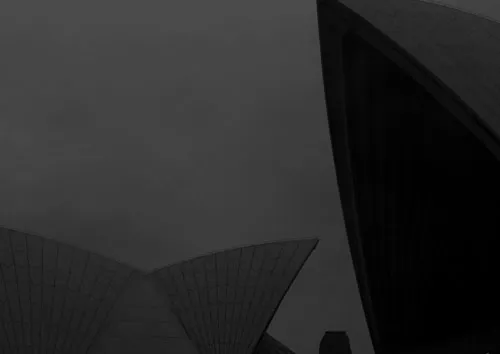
[0,0,497,353]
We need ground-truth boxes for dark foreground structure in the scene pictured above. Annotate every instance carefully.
[316,0,500,354]
[0,226,318,353]
[320,331,352,354]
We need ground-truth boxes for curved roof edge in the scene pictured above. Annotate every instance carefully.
[1,225,319,353]
[0,223,145,273]
[0,226,143,353]
[417,0,500,24]
[316,0,500,352]
[153,238,319,354]
[333,0,500,152]
[150,236,320,274]
[318,0,500,161]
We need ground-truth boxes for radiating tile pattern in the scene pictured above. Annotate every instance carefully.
[89,275,199,354]
[0,227,317,353]
[0,226,140,354]
[253,332,296,354]
[152,239,319,354]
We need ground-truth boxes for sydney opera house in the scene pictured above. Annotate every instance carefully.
[316,0,500,353]
[2,0,500,353]
[0,227,317,353]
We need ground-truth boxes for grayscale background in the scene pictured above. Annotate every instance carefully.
[0,0,497,353]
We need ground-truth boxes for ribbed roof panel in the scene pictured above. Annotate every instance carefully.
[152,239,319,354]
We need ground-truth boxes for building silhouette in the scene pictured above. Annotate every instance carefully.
[0,226,318,353]
[316,0,500,354]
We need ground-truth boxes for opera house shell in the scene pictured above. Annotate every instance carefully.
[0,227,317,353]
[317,0,500,354]
[2,0,500,353]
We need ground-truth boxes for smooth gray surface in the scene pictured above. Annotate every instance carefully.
[0,0,370,353]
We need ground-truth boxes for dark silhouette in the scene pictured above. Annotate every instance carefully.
[316,0,500,353]
[320,331,352,354]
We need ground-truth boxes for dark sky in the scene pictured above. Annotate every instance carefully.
[1,0,495,353]
[0,0,373,352]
